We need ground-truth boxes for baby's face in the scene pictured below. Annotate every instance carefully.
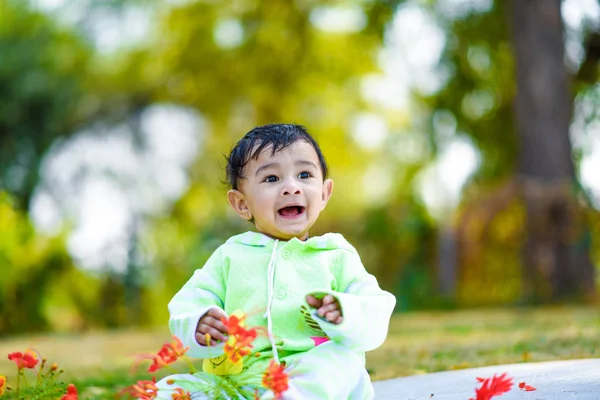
[229,140,333,241]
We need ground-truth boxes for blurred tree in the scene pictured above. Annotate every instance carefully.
[0,0,164,332]
[424,0,599,304]
[0,0,93,210]
[352,198,437,310]
[509,0,596,302]
[0,192,74,333]
[0,1,97,333]
[124,0,600,308]
[4,0,599,334]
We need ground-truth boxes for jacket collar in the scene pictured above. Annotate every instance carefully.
[226,231,352,251]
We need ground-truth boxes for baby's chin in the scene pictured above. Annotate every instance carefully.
[261,228,310,241]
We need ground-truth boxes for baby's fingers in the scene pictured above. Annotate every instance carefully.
[202,316,228,335]
[195,331,211,346]
[196,324,227,345]
[324,310,343,325]
[317,301,341,318]
[306,295,323,309]
[321,294,336,305]
[206,307,227,321]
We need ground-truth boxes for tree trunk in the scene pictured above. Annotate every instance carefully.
[508,0,596,302]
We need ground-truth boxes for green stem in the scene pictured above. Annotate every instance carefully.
[21,372,30,390]
[47,370,55,384]
[15,370,20,398]
[49,370,64,385]
[165,364,182,375]
[182,357,198,374]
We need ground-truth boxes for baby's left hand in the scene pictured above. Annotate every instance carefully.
[306,294,343,325]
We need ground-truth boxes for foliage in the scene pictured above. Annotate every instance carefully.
[419,0,600,304]
[120,313,288,399]
[0,0,94,210]
[0,313,291,399]
[0,0,599,334]
[0,192,75,333]
[3,309,593,398]
[423,0,517,180]
[2,349,77,399]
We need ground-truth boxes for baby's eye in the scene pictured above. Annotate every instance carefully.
[264,175,279,183]
[298,171,311,179]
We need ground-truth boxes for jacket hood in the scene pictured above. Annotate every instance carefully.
[226,231,357,253]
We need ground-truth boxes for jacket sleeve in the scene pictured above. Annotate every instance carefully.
[306,248,396,352]
[168,246,228,359]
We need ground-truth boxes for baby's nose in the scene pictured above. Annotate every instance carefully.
[281,180,302,195]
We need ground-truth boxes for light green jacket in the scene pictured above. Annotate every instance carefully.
[168,231,396,370]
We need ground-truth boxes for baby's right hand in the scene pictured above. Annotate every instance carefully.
[195,308,228,346]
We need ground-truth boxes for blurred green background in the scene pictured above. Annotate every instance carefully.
[1,0,600,336]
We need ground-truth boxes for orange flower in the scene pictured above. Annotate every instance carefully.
[171,387,191,400]
[139,336,189,373]
[147,349,177,373]
[221,313,261,341]
[167,336,188,357]
[262,360,289,399]
[221,313,258,363]
[222,314,246,336]
[120,377,158,400]
[0,375,6,396]
[470,373,513,400]
[223,333,256,363]
[518,381,537,391]
[60,383,78,400]
[8,350,39,370]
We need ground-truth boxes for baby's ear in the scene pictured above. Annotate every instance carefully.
[321,179,334,209]
[227,189,252,220]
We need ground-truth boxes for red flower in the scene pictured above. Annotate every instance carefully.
[120,377,158,400]
[221,314,259,342]
[519,381,537,391]
[221,313,258,363]
[222,314,246,336]
[171,388,191,399]
[0,375,7,396]
[470,373,513,400]
[60,383,78,400]
[165,336,188,358]
[138,336,189,373]
[262,360,289,399]
[8,350,39,370]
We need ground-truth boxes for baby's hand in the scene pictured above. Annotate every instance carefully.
[195,308,228,346]
[306,294,343,325]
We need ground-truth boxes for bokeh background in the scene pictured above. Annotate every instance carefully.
[1,0,599,336]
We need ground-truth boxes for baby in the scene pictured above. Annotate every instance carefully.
[156,124,396,399]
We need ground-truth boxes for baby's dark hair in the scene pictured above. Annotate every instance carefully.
[226,123,328,190]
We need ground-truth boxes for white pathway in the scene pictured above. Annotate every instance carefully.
[373,359,600,400]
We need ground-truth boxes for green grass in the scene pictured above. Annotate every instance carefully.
[366,306,599,380]
[0,307,598,398]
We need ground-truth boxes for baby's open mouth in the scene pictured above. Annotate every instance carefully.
[278,206,305,217]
